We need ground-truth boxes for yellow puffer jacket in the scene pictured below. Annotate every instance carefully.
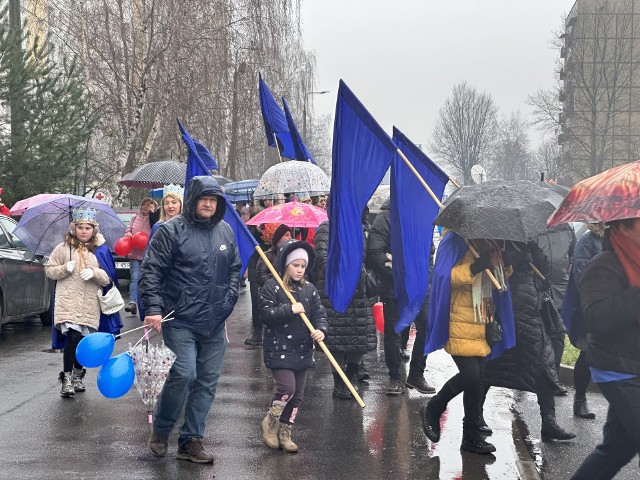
[444,249,512,357]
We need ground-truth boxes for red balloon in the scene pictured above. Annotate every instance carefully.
[114,236,132,256]
[131,231,149,249]
[373,302,384,333]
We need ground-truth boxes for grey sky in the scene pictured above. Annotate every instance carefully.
[301,0,575,149]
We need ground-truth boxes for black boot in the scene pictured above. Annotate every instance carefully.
[332,372,351,400]
[461,423,496,454]
[357,363,370,382]
[420,397,444,442]
[244,327,263,346]
[477,413,493,435]
[573,397,596,419]
[541,413,576,441]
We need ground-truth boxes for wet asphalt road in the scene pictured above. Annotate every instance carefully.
[0,284,637,479]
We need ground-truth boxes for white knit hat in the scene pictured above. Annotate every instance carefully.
[285,248,309,268]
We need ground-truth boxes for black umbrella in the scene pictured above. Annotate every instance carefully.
[118,161,187,188]
[434,180,564,242]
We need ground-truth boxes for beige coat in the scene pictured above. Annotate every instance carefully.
[45,236,111,330]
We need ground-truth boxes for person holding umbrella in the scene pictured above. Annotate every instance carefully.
[571,217,640,479]
[44,208,116,397]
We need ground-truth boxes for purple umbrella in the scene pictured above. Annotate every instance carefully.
[14,194,125,256]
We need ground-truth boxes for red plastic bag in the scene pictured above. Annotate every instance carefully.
[373,302,384,333]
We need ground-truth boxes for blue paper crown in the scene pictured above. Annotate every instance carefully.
[72,208,98,225]
[163,184,184,198]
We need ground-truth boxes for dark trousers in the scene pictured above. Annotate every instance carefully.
[248,270,262,334]
[271,369,307,425]
[574,351,592,399]
[63,329,83,372]
[331,351,364,368]
[571,377,640,479]
[382,298,427,380]
[437,356,485,427]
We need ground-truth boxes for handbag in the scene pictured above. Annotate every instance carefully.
[485,319,503,345]
[541,297,567,336]
[98,283,125,315]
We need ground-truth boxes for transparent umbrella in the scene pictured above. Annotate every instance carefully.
[253,161,330,200]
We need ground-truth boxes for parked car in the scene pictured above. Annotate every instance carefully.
[112,208,138,281]
[0,214,53,328]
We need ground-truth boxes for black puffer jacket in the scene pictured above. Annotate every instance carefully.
[484,242,559,392]
[313,221,376,353]
[260,240,328,370]
[535,224,576,309]
[581,237,640,374]
[366,202,394,302]
[140,176,241,336]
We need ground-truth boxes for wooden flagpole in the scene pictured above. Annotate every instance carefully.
[273,133,283,163]
[395,148,505,292]
[254,246,365,408]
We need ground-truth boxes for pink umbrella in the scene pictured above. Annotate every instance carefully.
[9,193,64,216]
[246,201,328,228]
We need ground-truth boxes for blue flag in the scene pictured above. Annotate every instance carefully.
[391,127,449,333]
[258,74,295,159]
[326,80,397,313]
[177,120,218,175]
[282,96,317,164]
[179,120,257,274]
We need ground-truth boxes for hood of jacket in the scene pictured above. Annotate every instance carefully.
[183,176,226,227]
[276,239,316,276]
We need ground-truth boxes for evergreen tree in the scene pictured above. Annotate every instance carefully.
[0,6,96,206]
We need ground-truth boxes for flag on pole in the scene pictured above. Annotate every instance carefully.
[282,96,317,164]
[326,80,397,312]
[391,127,449,333]
[258,74,295,159]
[179,120,257,274]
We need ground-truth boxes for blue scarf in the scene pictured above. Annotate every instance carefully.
[425,232,516,360]
[52,244,123,349]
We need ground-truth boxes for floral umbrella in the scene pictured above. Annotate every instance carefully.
[129,340,176,423]
[548,160,640,226]
[246,200,328,228]
[253,161,330,200]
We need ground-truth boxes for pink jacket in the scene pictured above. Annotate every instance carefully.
[125,210,151,260]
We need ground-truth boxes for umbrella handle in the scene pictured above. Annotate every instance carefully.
[466,241,506,292]
[509,241,546,281]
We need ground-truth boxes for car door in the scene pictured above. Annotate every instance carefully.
[0,219,30,318]
[0,216,49,315]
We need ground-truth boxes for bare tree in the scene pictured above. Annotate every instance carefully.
[534,139,563,183]
[530,1,640,181]
[429,82,498,185]
[488,112,534,181]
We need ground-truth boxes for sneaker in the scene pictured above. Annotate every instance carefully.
[147,430,168,457]
[385,379,402,396]
[176,438,215,464]
[405,375,436,394]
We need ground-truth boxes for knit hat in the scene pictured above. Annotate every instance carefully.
[285,248,309,268]
[261,223,291,246]
[276,239,315,275]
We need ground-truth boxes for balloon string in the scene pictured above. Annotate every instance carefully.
[128,317,173,352]
[114,310,175,339]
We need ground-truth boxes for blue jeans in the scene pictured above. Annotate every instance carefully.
[571,377,640,479]
[128,259,141,304]
[153,326,227,446]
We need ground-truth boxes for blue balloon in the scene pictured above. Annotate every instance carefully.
[97,353,135,399]
[76,333,115,368]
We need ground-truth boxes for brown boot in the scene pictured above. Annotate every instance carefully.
[261,403,284,449]
[176,438,215,463]
[278,423,299,453]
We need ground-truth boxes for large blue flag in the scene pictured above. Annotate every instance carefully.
[282,96,317,164]
[391,127,449,333]
[178,120,218,177]
[258,74,295,159]
[326,80,397,313]
[179,120,257,274]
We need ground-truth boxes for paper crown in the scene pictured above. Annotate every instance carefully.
[72,208,99,226]
[163,184,184,198]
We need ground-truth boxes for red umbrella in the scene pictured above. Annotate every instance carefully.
[548,160,640,227]
[246,201,328,228]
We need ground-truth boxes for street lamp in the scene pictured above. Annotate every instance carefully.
[303,90,329,142]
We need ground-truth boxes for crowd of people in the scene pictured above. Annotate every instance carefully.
[7,173,633,478]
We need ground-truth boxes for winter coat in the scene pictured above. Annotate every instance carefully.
[484,243,559,393]
[45,236,111,330]
[255,246,278,289]
[313,221,376,353]
[573,231,604,286]
[535,224,576,309]
[140,176,242,337]
[259,241,328,371]
[366,207,395,302]
[125,209,152,261]
[580,240,640,375]
[444,249,492,358]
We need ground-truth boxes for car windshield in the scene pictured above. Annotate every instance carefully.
[116,212,136,224]
[0,216,27,249]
